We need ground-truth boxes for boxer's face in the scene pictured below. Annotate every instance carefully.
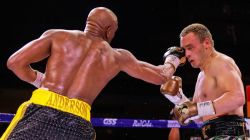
[180,32,204,68]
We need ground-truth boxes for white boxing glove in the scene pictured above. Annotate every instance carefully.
[163,46,186,70]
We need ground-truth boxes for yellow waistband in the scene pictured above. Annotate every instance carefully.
[30,88,91,121]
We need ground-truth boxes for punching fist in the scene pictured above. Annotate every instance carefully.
[160,76,189,105]
[163,46,186,70]
[173,101,215,125]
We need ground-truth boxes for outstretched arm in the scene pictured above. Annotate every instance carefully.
[115,49,175,85]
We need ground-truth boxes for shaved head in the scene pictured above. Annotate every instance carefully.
[87,7,118,30]
[85,7,118,42]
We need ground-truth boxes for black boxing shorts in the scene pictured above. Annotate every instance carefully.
[1,88,96,140]
[201,115,247,140]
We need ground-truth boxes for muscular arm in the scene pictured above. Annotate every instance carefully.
[212,61,245,114]
[115,49,175,85]
[6,30,52,84]
[173,59,245,125]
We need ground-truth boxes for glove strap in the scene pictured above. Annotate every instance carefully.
[164,55,180,70]
[31,70,44,88]
[184,115,201,124]
[164,88,189,105]
[161,63,175,77]
[197,101,215,117]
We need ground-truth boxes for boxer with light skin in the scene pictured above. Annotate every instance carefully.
[2,7,186,140]
[161,23,247,139]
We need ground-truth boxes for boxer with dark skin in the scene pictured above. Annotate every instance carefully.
[2,7,185,140]
[6,7,176,106]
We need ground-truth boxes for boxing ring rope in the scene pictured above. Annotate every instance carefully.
[2,113,250,131]
[0,113,202,129]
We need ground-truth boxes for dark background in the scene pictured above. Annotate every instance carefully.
[1,0,250,139]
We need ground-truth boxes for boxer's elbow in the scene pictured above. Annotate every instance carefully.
[234,92,245,107]
[7,56,22,72]
[7,57,16,71]
[239,96,245,106]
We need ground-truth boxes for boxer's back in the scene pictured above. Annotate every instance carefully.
[42,30,120,105]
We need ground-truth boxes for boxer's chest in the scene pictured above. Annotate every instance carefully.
[194,74,218,101]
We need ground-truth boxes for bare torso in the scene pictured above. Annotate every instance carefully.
[8,29,172,106]
[193,52,244,121]
[41,30,121,105]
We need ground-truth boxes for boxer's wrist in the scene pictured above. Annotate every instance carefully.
[176,88,190,104]
[31,70,44,88]
[161,63,175,77]
[184,115,201,124]
[163,88,189,105]
[164,55,180,70]
[197,101,216,116]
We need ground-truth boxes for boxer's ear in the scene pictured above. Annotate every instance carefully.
[106,22,118,43]
[106,27,115,43]
[203,38,211,49]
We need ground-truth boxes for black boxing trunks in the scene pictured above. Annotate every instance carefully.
[201,115,247,140]
[1,88,96,140]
